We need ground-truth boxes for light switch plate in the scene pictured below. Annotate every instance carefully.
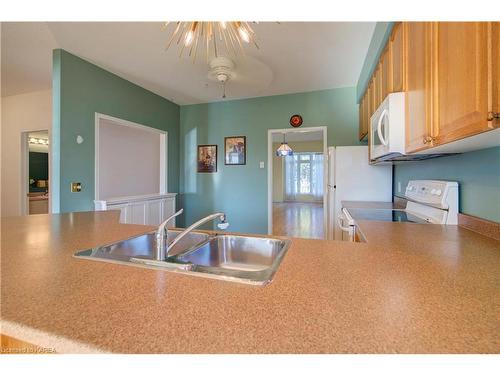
[71,182,82,193]
[259,161,265,169]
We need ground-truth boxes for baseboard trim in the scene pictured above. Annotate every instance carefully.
[458,213,500,241]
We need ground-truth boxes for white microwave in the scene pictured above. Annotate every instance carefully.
[368,92,500,162]
[369,92,406,162]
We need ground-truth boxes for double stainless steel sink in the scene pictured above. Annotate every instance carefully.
[74,230,291,286]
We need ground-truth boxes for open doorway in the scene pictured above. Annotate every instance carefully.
[268,127,327,239]
[22,130,50,215]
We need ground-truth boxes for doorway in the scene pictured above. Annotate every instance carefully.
[22,130,50,215]
[267,127,327,239]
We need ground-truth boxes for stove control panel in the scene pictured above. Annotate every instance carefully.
[404,180,459,225]
[405,180,458,209]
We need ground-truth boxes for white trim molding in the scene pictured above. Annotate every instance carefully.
[94,113,168,202]
[267,126,328,236]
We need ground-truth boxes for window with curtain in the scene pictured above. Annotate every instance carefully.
[284,152,324,202]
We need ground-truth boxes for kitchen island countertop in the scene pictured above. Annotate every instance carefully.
[1,211,498,353]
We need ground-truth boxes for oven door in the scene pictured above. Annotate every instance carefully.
[370,102,390,160]
[337,208,355,242]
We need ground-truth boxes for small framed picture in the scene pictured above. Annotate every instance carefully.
[197,145,217,173]
[224,136,246,165]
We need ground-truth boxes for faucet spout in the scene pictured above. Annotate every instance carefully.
[154,209,184,261]
[166,212,228,257]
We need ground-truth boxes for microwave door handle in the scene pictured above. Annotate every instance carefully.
[377,109,389,146]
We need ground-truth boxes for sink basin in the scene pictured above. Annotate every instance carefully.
[74,231,291,286]
[74,230,210,262]
[174,235,290,285]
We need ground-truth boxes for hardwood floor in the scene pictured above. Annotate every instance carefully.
[272,202,324,239]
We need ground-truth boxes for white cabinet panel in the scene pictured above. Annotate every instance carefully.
[162,198,176,227]
[95,194,177,227]
[129,203,146,224]
[146,200,162,226]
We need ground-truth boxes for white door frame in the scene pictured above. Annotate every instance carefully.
[267,126,328,236]
[21,129,51,215]
[94,113,168,201]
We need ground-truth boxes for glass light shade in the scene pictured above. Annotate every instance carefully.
[276,142,293,157]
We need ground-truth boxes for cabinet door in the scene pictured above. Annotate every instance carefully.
[390,22,405,92]
[367,81,374,119]
[434,22,490,145]
[405,22,434,153]
[359,96,367,140]
[492,22,500,128]
[381,46,392,100]
[373,64,383,109]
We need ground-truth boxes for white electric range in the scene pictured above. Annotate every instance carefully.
[338,180,459,241]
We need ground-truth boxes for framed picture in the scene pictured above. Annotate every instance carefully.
[197,145,217,173]
[224,136,246,165]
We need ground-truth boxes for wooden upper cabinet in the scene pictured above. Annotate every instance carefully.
[405,22,434,153]
[374,64,383,108]
[433,22,491,145]
[492,22,500,128]
[380,46,392,100]
[359,95,368,140]
[367,80,375,118]
[390,22,405,92]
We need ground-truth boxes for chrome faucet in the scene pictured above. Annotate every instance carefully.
[154,209,184,261]
[165,212,229,258]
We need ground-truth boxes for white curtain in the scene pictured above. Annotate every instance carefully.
[284,152,324,202]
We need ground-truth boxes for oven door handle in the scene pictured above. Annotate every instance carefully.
[337,215,352,232]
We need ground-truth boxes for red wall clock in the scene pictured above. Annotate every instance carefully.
[289,114,303,127]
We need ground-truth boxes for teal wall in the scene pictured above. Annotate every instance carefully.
[52,49,180,213]
[394,147,500,223]
[356,22,394,103]
[179,87,360,233]
[29,152,49,192]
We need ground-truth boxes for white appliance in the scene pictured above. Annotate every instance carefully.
[326,146,392,240]
[339,180,459,242]
[369,92,500,163]
[369,92,443,163]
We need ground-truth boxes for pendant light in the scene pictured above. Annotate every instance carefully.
[276,133,293,157]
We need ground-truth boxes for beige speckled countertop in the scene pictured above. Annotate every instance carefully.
[1,211,499,353]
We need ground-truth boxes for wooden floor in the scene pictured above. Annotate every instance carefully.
[272,202,324,239]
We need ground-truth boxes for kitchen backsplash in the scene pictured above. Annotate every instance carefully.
[393,146,500,223]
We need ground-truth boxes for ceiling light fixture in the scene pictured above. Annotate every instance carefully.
[29,137,49,146]
[276,133,293,157]
[208,57,236,99]
[163,21,259,62]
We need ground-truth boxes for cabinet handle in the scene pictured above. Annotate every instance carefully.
[487,112,500,121]
[423,136,436,144]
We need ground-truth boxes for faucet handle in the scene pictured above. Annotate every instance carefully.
[217,215,229,230]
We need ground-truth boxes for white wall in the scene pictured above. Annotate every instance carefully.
[97,118,164,200]
[1,90,52,217]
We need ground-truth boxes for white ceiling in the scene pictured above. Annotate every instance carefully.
[1,22,375,104]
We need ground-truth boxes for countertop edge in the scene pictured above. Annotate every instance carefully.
[1,319,110,354]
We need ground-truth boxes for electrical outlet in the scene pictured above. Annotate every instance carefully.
[71,182,82,193]
[397,181,402,193]
[259,161,265,169]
